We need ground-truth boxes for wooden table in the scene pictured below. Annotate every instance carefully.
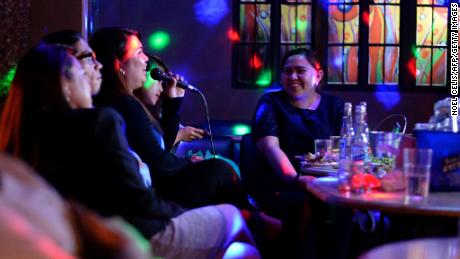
[359,237,460,259]
[306,177,460,217]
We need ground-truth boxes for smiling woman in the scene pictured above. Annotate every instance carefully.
[253,48,344,176]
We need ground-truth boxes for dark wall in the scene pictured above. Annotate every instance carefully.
[93,0,449,132]
[31,0,83,45]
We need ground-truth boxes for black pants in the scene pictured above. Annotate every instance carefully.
[155,158,248,208]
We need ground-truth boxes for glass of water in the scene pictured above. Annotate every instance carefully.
[403,148,433,201]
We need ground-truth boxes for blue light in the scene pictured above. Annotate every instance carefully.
[194,0,229,27]
[318,177,338,183]
[229,210,243,237]
[224,242,248,258]
[374,85,401,110]
[334,58,342,68]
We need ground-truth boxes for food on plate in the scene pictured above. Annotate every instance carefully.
[296,152,338,167]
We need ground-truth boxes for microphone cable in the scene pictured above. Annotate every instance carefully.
[195,89,216,158]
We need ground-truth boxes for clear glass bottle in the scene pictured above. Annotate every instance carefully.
[350,104,370,193]
[359,101,370,141]
[338,102,354,191]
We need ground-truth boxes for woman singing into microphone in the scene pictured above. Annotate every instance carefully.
[89,27,247,209]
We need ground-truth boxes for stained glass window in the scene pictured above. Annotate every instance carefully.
[327,2,360,85]
[415,0,448,86]
[233,0,450,91]
[234,0,313,88]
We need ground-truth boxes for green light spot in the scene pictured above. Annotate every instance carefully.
[148,31,171,51]
[296,18,307,32]
[232,124,251,136]
[412,46,420,59]
[256,70,272,87]
[0,66,16,98]
[143,76,154,89]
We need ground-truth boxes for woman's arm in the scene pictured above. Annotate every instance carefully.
[256,136,297,179]
[256,136,315,188]
[114,96,191,176]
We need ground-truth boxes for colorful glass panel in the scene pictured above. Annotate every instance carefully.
[384,47,399,84]
[369,46,384,84]
[416,47,432,85]
[416,7,433,46]
[328,5,343,44]
[431,48,447,85]
[373,0,401,3]
[239,4,271,42]
[281,5,311,43]
[433,7,448,46]
[385,5,400,44]
[344,46,358,84]
[369,5,385,44]
[328,4,359,44]
[417,0,433,4]
[328,47,343,84]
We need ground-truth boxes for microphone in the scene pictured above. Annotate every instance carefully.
[150,68,200,92]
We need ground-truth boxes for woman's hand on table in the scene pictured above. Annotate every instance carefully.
[296,175,316,189]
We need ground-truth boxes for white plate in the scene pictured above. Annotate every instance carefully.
[300,161,338,168]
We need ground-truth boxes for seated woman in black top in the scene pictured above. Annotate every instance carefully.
[0,43,260,259]
[253,48,344,183]
[251,48,350,258]
[89,27,246,208]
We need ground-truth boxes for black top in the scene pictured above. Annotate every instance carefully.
[105,95,191,178]
[252,90,344,171]
[29,108,183,238]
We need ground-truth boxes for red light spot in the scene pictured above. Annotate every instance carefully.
[314,62,321,71]
[123,35,142,61]
[344,32,349,41]
[227,29,240,42]
[351,173,381,190]
[407,58,416,78]
[362,11,369,27]
[250,54,262,69]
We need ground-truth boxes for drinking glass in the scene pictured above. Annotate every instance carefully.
[403,148,432,201]
[329,136,341,161]
[314,139,332,157]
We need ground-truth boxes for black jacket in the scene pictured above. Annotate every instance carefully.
[29,107,183,238]
[104,95,191,178]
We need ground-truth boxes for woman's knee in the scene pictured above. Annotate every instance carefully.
[215,204,248,238]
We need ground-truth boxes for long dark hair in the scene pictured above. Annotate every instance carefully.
[0,44,75,158]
